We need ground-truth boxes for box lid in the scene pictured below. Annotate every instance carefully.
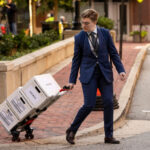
[34,74,61,97]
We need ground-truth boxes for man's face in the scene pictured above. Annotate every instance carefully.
[81,18,96,32]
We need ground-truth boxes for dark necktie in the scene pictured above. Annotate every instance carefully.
[90,32,98,55]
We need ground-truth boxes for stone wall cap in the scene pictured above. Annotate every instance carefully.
[0,61,14,71]
[0,37,74,70]
[12,55,36,68]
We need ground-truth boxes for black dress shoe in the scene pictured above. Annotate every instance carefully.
[105,137,120,144]
[66,128,75,144]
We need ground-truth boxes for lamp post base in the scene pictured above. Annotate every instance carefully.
[93,95,119,111]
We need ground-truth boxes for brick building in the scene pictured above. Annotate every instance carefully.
[107,0,149,41]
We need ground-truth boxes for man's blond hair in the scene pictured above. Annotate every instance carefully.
[81,9,99,22]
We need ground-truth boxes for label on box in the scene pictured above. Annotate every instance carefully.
[0,109,15,126]
[24,85,41,105]
[10,96,26,114]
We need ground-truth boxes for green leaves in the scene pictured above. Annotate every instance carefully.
[97,16,114,30]
[130,30,147,38]
[59,0,74,12]
[37,0,74,15]
[0,30,59,60]
[14,0,28,9]
[0,33,15,56]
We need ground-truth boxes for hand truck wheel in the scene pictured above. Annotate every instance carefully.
[12,136,20,142]
[25,133,34,139]
[11,131,20,142]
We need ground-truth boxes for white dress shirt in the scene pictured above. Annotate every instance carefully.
[87,26,99,57]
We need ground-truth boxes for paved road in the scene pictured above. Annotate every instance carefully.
[127,53,150,120]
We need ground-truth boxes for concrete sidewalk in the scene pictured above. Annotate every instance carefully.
[0,43,149,146]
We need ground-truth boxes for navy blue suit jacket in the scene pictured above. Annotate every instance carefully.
[69,27,125,84]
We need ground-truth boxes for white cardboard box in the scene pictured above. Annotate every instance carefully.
[0,101,19,132]
[21,74,61,109]
[6,87,33,121]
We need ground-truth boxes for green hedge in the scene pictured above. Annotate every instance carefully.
[0,30,59,60]
[97,16,114,30]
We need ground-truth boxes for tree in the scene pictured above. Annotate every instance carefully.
[36,0,74,20]
[0,0,74,35]
[59,0,74,12]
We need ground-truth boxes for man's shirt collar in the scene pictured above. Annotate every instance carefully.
[87,26,97,36]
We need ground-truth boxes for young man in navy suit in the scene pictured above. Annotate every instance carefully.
[66,9,126,145]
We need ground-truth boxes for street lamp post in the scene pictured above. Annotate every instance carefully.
[72,0,81,30]
[137,0,144,42]
[119,0,125,59]
[104,0,108,17]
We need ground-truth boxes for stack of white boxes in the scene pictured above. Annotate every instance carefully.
[0,74,61,133]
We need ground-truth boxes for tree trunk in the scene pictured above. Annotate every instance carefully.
[32,0,36,34]
[29,0,37,36]
[29,0,33,36]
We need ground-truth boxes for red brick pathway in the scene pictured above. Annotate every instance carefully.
[0,43,147,143]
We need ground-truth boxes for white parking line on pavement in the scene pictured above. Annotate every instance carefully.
[134,46,144,49]
[142,110,150,113]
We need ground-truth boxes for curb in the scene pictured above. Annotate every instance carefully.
[0,44,149,148]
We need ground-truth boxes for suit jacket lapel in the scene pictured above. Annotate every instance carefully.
[97,27,103,48]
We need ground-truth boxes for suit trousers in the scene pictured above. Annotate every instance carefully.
[70,65,113,138]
